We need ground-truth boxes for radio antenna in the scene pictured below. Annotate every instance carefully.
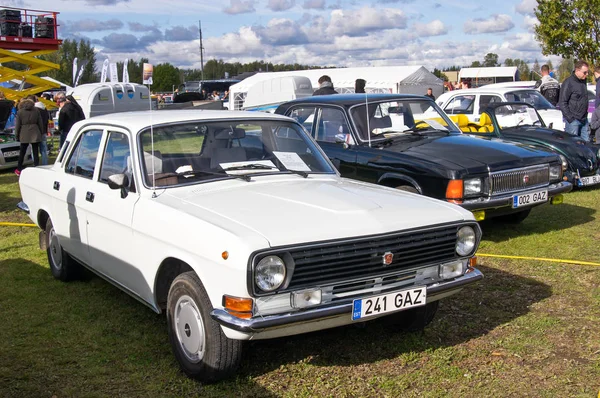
[365,91,371,148]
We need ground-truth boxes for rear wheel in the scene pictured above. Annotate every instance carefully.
[494,209,531,224]
[167,271,242,383]
[45,218,80,281]
[382,301,439,332]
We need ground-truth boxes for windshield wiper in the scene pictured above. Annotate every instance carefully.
[223,163,309,178]
[153,169,251,182]
[402,128,449,135]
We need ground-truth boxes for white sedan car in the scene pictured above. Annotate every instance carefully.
[437,86,565,131]
[17,110,483,382]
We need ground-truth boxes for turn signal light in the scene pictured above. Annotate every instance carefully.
[223,295,253,314]
[446,180,463,203]
[469,256,478,268]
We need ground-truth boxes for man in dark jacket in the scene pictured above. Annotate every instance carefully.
[56,92,85,148]
[534,64,560,106]
[313,75,338,96]
[559,60,590,142]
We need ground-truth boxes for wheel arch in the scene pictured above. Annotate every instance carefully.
[154,257,194,312]
[377,172,423,193]
[37,209,50,230]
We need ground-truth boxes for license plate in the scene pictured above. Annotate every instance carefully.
[578,175,600,186]
[512,190,547,208]
[352,287,426,321]
[3,150,19,157]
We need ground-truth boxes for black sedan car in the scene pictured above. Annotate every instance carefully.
[276,94,572,223]
[467,102,600,188]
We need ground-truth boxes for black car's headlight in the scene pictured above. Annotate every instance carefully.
[255,255,287,292]
[463,178,482,196]
[559,154,568,171]
[549,164,562,181]
[456,226,476,256]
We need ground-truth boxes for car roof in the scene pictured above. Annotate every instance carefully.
[74,109,293,132]
[281,93,429,107]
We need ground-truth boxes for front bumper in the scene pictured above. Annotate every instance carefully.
[210,268,483,334]
[459,181,572,212]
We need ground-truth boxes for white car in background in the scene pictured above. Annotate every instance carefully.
[437,87,565,131]
[17,109,483,382]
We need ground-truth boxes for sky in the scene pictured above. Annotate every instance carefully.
[16,0,560,71]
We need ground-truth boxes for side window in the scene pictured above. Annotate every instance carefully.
[65,130,103,179]
[479,95,502,112]
[316,107,351,143]
[99,132,132,186]
[288,107,317,134]
[444,95,475,114]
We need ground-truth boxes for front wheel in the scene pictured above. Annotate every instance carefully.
[167,271,242,383]
[382,301,439,332]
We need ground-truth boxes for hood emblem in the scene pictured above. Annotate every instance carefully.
[523,174,530,184]
[382,251,394,266]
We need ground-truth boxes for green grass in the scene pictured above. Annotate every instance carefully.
[1,170,600,397]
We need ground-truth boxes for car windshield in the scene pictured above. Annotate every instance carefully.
[349,99,460,141]
[504,90,555,110]
[492,104,544,129]
[138,119,335,188]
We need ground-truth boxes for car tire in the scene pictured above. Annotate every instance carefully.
[495,209,531,224]
[395,185,419,194]
[167,271,242,383]
[382,301,439,332]
[45,218,80,282]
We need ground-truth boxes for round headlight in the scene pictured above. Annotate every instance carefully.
[456,226,476,256]
[559,154,568,171]
[255,255,286,292]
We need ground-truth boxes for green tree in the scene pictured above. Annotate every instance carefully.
[483,53,500,67]
[470,60,482,67]
[535,0,600,66]
[39,39,97,85]
[432,68,448,81]
[152,63,181,92]
[557,58,575,82]
[504,58,515,66]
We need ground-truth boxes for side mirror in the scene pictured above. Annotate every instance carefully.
[107,173,129,199]
[549,122,554,129]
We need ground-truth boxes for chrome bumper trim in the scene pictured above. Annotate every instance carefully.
[460,181,572,211]
[210,268,484,333]
[16,201,30,214]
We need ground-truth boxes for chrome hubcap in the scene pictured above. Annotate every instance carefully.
[174,295,205,363]
[49,228,62,269]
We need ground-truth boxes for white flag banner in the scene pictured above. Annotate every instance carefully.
[74,60,88,88]
[72,57,78,86]
[122,58,129,83]
[109,62,118,83]
[100,59,109,83]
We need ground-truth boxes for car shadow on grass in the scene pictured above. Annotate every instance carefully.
[479,203,596,242]
[239,264,551,376]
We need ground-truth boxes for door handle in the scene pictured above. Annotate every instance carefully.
[53,181,60,191]
[85,191,95,203]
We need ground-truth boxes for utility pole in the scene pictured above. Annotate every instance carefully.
[199,20,205,81]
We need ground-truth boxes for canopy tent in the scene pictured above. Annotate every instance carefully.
[458,67,519,87]
[229,66,443,110]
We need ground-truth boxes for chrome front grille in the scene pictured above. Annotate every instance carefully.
[490,165,549,195]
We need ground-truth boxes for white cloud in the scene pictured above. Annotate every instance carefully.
[500,32,539,52]
[253,18,309,45]
[413,20,449,37]
[515,0,537,16]
[326,7,407,36]
[523,15,537,32]
[464,14,515,34]
[223,0,256,14]
[267,0,295,11]
[302,0,325,9]
[203,26,264,56]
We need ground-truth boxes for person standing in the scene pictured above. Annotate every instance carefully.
[0,91,14,130]
[425,88,435,100]
[558,60,591,142]
[33,97,49,165]
[534,64,560,106]
[355,78,366,93]
[313,75,338,96]
[14,98,43,176]
[56,92,85,148]
[594,66,600,109]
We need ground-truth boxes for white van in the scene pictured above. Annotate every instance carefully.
[241,76,313,113]
[68,83,152,118]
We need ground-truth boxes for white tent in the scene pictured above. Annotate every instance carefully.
[229,66,443,110]
[458,67,519,87]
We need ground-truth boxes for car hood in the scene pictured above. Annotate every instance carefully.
[501,126,599,172]
[373,134,558,174]
[161,176,473,247]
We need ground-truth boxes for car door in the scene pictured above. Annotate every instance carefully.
[84,129,145,298]
[476,94,503,122]
[443,94,477,122]
[53,129,104,266]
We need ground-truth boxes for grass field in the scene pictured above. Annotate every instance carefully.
[1,169,599,397]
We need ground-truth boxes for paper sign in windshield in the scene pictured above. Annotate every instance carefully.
[526,108,539,123]
[272,151,311,172]
[220,160,276,174]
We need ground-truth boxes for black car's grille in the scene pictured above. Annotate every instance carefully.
[267,225,461,292]
[490,165,549,195]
